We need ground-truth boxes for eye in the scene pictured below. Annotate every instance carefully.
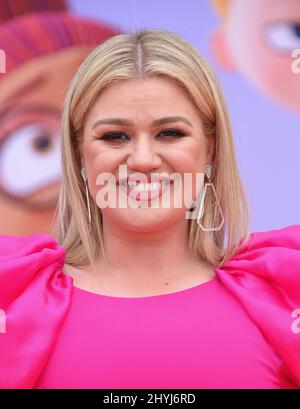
[157,128,187,139]
[0,123,61,198]
[99,132,129,143]
[98,128,187,143]
[265,21,300,53]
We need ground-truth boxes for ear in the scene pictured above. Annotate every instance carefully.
[210,27,236,71]
[206,135,215,164]
[77,139,84,168]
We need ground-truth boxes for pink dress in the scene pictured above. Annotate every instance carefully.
[0,225,300,389]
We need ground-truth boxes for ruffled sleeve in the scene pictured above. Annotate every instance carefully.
[215,224,300,387]
[0,233,73,389]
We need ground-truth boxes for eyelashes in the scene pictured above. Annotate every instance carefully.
[97,128,188,143]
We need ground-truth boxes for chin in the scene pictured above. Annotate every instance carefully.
[108,208,179,231]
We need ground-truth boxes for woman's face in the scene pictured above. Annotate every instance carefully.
[81,76,213,233]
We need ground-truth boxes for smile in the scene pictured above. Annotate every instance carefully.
[119,180,171,200]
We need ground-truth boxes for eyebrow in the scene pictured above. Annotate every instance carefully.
[0,75,49,140]
[0,104,61,142]
[5,74,47,104]
[91,116,193,130]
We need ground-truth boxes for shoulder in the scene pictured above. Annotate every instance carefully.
[0,233,73,388]
[215,224,300,387]
[242,223,300,255]
[224,223,300,261]
[0,233,69,307]
[218,224,300,281]
[0,232,64,258]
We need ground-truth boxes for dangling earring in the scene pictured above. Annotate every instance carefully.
[197,164,224,232]
[81,167,92,229]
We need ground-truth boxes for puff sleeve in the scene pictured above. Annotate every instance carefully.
[215,224,300,387]
[0,233,73,389]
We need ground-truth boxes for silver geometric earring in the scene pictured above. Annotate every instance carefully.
[196,164,224,232]
[81,166,92,227]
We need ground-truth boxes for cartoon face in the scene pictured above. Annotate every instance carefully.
[0,46,91,234]
[212,0,300,112]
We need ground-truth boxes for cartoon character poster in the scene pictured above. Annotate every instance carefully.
[0,0,120,235]
[210,0,300,113]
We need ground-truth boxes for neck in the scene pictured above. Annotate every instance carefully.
[96,219,204,283]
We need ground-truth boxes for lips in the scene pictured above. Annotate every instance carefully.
[117,175,171,186]
[118,176,172,201]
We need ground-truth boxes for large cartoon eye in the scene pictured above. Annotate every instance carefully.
[0,122,61,199]
[265,21,300,53]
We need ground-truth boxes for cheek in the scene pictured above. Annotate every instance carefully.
[166,143,207,202]
[82,144,120,200]
[83,142,120,176]
[259,57,296,88]
[167,142,206,173]
[227,7,264,76]
[241,49,299,105]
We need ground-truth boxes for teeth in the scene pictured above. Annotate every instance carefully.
[130,182,160,191]
[124,181,167,191]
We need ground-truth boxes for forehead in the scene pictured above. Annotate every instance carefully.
[87,76,198,118]
[0,47,91,106]
[100,76,189,98]
[232,0,300,20]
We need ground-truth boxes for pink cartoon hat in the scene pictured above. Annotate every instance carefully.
[0,0,121,75]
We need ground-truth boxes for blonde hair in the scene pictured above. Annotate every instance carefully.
[52,28,250,270]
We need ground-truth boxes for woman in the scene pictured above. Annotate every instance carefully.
[0,29,299,389]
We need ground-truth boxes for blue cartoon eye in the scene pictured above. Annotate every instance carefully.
[265,22,300,53]
[0,123,61,197]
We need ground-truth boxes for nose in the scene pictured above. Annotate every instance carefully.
[126,134,162,173]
